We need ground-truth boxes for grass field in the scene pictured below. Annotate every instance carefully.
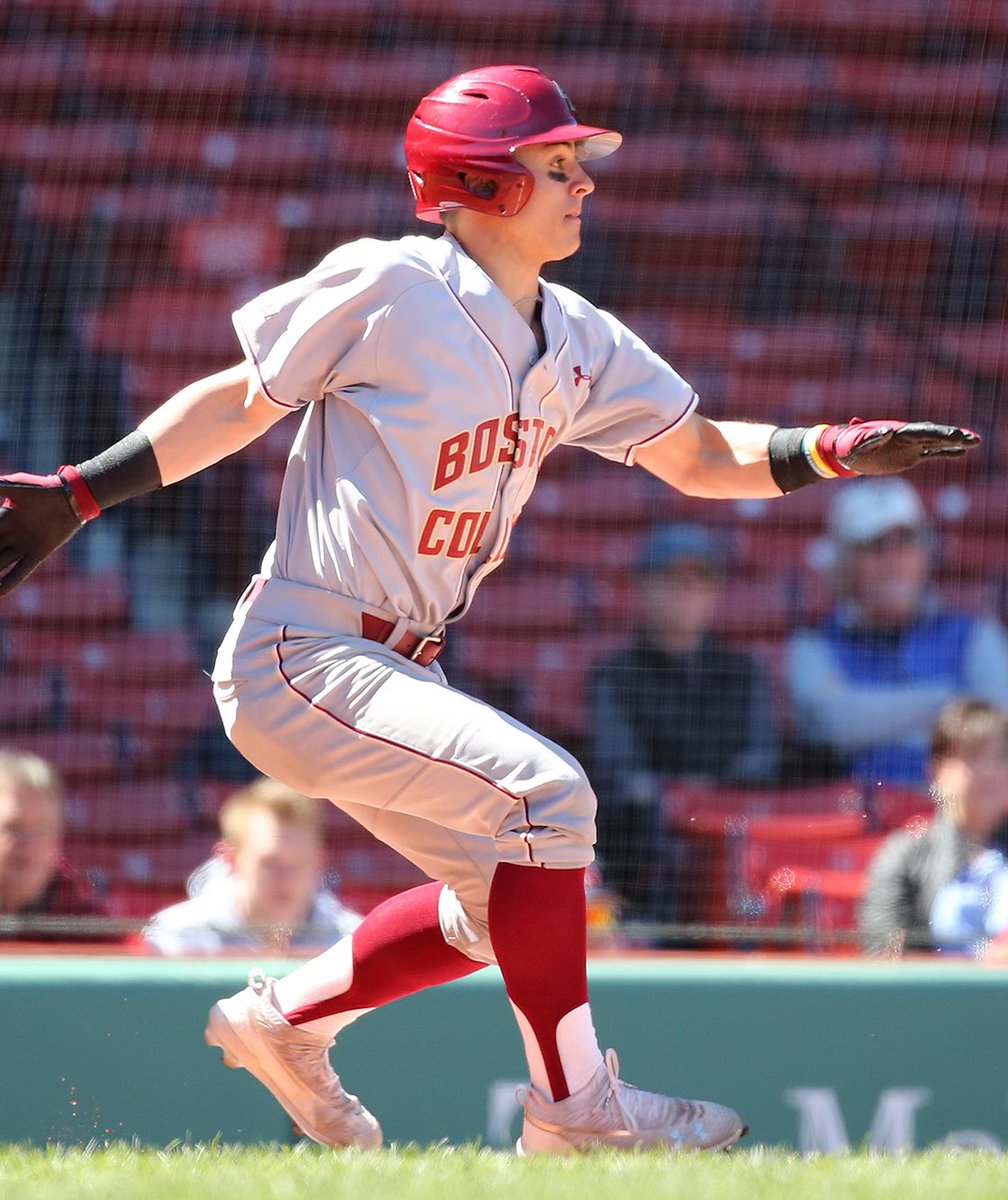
[2,1144,1006,1200]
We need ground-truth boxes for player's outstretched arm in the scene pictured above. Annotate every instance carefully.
[636,411,980,499]
[0,361,287,596]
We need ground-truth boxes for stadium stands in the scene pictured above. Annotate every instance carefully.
[2,0,1004,943]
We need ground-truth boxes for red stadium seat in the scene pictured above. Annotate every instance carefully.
[895,135,1008,198]
[173,219,284,281]
[81,45,256,105]
[84,288,240,359]
[762,865,871,949]
[64,781,197,840]
[2,570,129,629]
[830,59,1002,124]
[527,472,657,527]
[6,731,123,784]
[592,133,749,194]
[0,120,141,182]
[765,0,934,44]
[2,669,64,729]
[761,134,893,196]
[462,574,587,636]
[3,628,199,685]
[66,834,216,889]
[624,0,761,44]
[686,54,830,116]
[867,785,933,832]
[736,812,874,931]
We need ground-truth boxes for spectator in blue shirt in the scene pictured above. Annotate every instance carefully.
[788,478,1008,788]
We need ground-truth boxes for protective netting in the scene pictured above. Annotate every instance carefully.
[1,0,1006,952]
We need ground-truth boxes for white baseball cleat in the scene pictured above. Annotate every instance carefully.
[517,1048,746,1155]
[204,970,382,1148]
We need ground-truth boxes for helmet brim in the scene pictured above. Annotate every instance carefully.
[510,125,622,161]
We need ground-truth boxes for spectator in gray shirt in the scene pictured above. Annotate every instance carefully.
[860,698,1008,956]
[788,478,1008,787]
[144,778,361,955]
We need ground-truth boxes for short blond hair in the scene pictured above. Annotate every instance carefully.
[0,748,64,803]
[218,777,323,848]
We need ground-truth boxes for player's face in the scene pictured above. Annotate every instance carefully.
[508,141,596,264]
[0,786,62,913]
[229,809,324,930]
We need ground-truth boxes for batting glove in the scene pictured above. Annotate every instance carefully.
[0,467,99,597]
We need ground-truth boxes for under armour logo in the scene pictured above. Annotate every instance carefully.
[573,365,591,387]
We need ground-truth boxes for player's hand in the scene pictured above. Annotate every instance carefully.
[0,471,84,597]
[817,418,981,477]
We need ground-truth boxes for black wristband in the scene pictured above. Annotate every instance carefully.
[77,431,163,510]
[768,426,822,494]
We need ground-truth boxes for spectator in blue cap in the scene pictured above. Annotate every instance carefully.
[588,522,779,941]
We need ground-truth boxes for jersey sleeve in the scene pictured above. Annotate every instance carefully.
[231,239,392,410]
[562,306,698,465]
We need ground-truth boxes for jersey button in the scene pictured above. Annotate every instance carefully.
[528,354,537,365]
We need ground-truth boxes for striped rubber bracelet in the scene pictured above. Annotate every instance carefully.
[57,464,101,524]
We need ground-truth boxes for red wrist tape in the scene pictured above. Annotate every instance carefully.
[57,465,101,523]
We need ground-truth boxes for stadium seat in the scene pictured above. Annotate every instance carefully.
[7,731,124,784]
[765,0,934,45]
[733,811,873,927]
[895,135,1008,198]
[81,45,256,108]
[624,0,761,44]
[84,288,240,359]
[591,133,749,195]
[462,574,588,636]
[64,780,199,840]
[0,120,141,181]
[3,628,199,685]
[2,669,65,729]
[762,865,871,950]
[173,219,284,281]
[829,60,1002,124]
[66,833,216,889]
[2,570,129,629]
[761,133,893,197]
[686,54,830,117]
[867,785,933,832]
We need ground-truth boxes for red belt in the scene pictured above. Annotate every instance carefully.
[360,613,445,666]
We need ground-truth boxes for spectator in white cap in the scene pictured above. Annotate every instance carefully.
[787,478,1008,788]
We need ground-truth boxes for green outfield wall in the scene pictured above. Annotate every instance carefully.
[1,955,1006,1153]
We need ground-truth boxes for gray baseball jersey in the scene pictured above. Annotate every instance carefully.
[231,232,697,629]
[214,231,698,962]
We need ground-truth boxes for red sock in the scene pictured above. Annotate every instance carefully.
[283,882,484,1025]
[487,862,588,1101]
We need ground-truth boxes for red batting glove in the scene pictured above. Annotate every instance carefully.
[813,418,981,477]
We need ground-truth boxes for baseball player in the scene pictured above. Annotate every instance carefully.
[0,65,979,1153]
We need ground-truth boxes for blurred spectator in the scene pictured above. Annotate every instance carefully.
[788,478,1008,787]
[588,523,779,937]
[860,698,1008,956]
[143,777,362,955]
[0,747,113,942]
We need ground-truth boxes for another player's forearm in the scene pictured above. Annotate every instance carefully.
[139,362,285,486]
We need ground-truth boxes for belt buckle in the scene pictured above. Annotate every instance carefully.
[410,633,443,663]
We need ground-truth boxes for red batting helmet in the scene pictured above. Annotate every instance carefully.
[404,64,622,223]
